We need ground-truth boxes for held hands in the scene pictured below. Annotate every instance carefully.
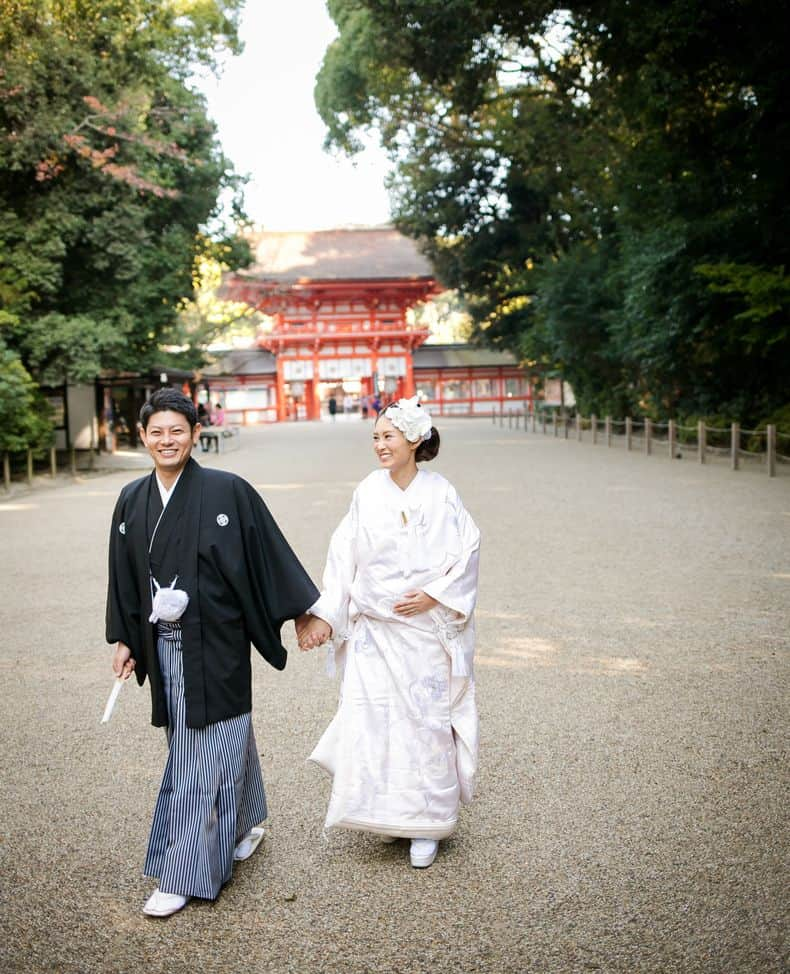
[393,590,439,617]
[295,613,332,652]
[112,642,136,680]
[293,590,437,652]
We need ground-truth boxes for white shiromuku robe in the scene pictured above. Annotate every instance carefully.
[309,467,480,840]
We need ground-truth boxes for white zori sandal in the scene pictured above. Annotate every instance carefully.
[409,839,439,868]
[142,889,190,917]
[234,827,265,861]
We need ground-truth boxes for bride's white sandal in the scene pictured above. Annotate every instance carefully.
[409,839,438,868]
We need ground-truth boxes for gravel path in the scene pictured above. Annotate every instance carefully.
[0,418,787,974]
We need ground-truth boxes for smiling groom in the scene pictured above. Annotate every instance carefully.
[106,388,319,917]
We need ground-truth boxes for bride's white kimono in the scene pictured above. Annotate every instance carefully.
[309,467,480,840]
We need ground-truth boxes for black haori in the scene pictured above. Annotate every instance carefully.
[106,458,319,728]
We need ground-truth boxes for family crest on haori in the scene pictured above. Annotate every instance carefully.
[300,396,481,869]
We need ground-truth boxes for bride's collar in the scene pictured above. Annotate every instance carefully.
[386,467,421,494]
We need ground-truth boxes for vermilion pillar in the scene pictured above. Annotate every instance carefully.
[311,345,321,420]
[275,361,287,422]
[369,338,379,396]
[404,341,415,397]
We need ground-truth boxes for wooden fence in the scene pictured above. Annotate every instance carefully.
[2,446,96,490]
[491,408,788,477]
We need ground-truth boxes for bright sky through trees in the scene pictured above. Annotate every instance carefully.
[195,0,393,230]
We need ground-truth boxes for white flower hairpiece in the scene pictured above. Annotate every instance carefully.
[385,395,433,443]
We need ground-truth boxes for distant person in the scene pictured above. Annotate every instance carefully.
[197,402,211,451]
[343,393,353,416]
[328,396,338,421]
[106,388,319,917]
[213,402,225,426]
[111,400,130,444]
[371,394,382,416]
[361,395,369,420]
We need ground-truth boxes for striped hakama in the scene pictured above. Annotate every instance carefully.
[143,622,267,900]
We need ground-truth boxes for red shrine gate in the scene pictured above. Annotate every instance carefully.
[258,279,437,421]
[223,229,440,421]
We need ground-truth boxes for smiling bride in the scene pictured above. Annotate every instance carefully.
[298,396,481,869]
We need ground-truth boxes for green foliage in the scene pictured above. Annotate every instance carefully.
[746,403,790,454]
[413,290,472,344]
[760,404,790,437]
[0,0,247,446]
[0,339,52,451]
[527,237,632,417]
[169,244,261,369]
[316,0,790,426]
[695,264,790,329]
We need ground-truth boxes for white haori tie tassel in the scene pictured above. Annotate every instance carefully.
[386,396,433,443]
[148,575,189,624]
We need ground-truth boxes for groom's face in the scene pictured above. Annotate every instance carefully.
[139,410,201,475]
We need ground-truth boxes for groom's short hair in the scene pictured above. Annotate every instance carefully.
[139,389,198,430]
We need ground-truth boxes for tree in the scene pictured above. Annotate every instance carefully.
[316,0,790,423]
[168,239,263,370]
[0,339,51,453]
[316,1,616,346]
[0,0,248,444]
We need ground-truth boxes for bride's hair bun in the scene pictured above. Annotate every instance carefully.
[415,427,440,462]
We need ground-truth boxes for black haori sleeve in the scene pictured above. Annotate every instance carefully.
[233,478,319,669]
[105,489,143,666]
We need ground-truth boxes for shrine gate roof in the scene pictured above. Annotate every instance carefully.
[202,344,520,378]
[238,227,434,283]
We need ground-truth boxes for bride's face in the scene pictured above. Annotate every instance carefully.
[373,415,418,472]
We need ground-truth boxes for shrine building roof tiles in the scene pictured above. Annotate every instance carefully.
[238,227,434,283]
[413,344,518,368]
[202,348,277,377]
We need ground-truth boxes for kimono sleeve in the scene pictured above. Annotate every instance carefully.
[422,484,480,621]
[235,479,320,639]
[309,491,358,639]
[423,484,481,677]
[105,490,141,658]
